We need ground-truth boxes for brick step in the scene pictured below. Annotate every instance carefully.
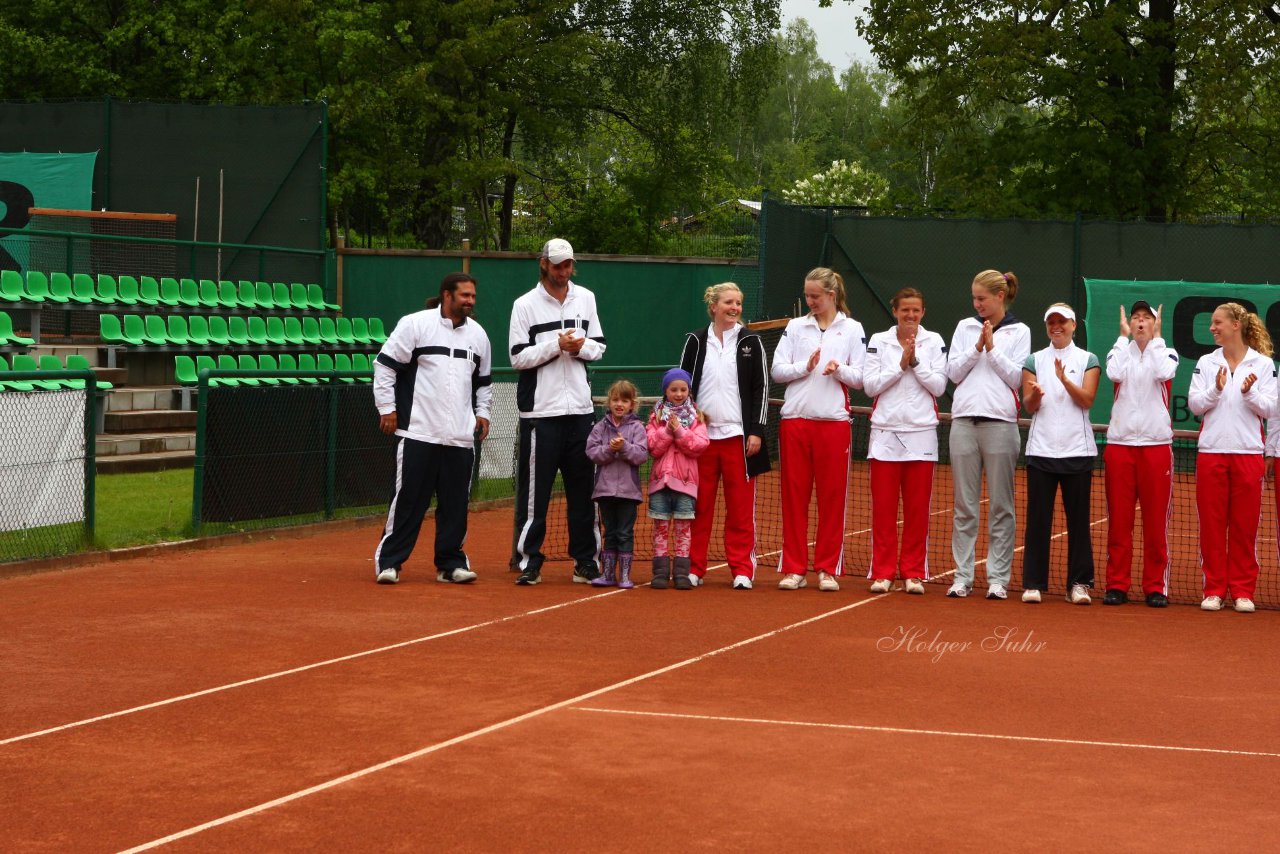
[96,431,196,457]
[96,450,194,475]
[103,409,197,432]
[105,386,179,412]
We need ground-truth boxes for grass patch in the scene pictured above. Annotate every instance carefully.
[94,468,194,549]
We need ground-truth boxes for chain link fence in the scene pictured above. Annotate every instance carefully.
[0,376,96,562]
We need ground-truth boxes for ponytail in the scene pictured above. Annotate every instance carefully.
[973,269,1018,305]
[1220,302,1274,357]
[805,267,850,317]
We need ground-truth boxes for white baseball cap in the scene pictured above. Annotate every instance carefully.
[1044,305,1076,322]
[541,238,575,265]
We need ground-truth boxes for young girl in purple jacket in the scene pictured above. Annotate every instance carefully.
[647,368,710,589]
[586,380,650,588]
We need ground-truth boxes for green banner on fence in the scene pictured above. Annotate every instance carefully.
[0,151,96,272]
[1084,279,1280,430]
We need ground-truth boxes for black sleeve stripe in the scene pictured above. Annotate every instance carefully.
[475,375,493,387]
[376,353,409,371]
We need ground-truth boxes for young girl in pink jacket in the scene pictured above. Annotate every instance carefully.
[647,368,709,589]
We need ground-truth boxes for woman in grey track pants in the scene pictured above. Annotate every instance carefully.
[944,270,1031,600]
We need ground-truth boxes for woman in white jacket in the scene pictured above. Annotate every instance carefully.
[1188,302,1277,613]
[944,270,1031,600]
[863,288,947,594]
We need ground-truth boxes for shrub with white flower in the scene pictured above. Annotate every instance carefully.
[782,160,889,207]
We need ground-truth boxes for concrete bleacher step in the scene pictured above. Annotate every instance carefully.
[105,386,178,412]
[96,431,196,457]
[103,409,198,432]
[96,450,194,475]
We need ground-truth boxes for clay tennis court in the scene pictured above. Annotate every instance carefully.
[3,502,1278,853]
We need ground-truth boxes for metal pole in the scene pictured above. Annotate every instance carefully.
[216,168,224,278]
[325,382,338,519]
[191,368,210,534]
[83,372,97,546]
[193,177,200,241]
[462,238,471,274]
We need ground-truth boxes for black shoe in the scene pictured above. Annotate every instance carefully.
[515,568,541,586]
[651,576,669,589]
[572,564,600,584]
[674,576,692,590]
[1145,591,1168,608]
[1103,589,1128,606]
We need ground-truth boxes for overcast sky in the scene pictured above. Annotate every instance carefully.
[778,0,876,71]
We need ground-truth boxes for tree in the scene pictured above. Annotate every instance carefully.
[782,159,888,207]
[854,1,1280,220]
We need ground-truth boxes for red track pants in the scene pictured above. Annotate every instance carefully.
[690,437,757,580]
[779,418,850,575]
[1103,443,1172,595]
[1196,452,1264,600]
[868,459,934,580]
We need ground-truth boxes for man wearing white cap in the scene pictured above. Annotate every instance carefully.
[509,238,607,585]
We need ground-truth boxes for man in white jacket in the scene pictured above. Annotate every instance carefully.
[1102,301,1178,607]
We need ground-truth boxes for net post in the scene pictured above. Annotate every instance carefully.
[192,368,211,535]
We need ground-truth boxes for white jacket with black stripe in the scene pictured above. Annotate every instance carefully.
[508,281,606,417]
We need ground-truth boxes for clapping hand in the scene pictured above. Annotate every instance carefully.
[1216,367,1228,392]
[609,435,624,452]
[806,348,822,373]
[1119,305,1130,338]
[1242,373,1259,395]
[900,336,916,370]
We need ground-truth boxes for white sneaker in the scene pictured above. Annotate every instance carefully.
[904,578,925,595]
[986,584,1008,600]
[1067,584,1091,605]
[437,567,477,584]
[778,573,807,590]
[688,574,702,587]
[869,578,892,594]
[1234,598,1255,613]
[1022,588,1041,603]
[376,567,399,585]
[819,572,840,592]
[946,582,970,598]
[1201,596,1223,611]
[732,575,753,590]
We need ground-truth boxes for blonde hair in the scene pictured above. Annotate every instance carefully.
[606,379,639,412]
[805,267,851,316]
[1217,303,1274,357]
[972,269,1019,305]
[703,282,744,319]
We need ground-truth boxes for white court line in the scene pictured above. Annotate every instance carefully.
[0,587,636,748]
[116,595,885,853]
[569,707,1280,759]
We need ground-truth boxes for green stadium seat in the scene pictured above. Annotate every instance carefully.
[0,270,25,302]
[237,354,262,385]
[143,314,170,345]
[159,277,182,307]
[166,315,191,345]
[206,314,231,346]
[0,311,35,346]
[257,353,281,385]
[316,352,334,379]
[38,354,78,389]
[289,282,312,311]
[334,317,355,344]
[197,279,221,308]
[178,278,201,308]
[237,281,258,309]
[301,316,322,345]
[138,276,162,305]
[334,352,357,382]
[46,273,72,303]
[296,352,320,383]
[122,314,149,346]
[368,317,388,343]
[187,314,211,345]
[0,355,37,391]
[351,352,373,381]
[283,316,306,345]
[215,354,242,387]
[246,315,269,345]
[175,355,198,386]
[318,316,339,345]
[102,314,134,346]
[65,354,112,390]
[351,317,373,344]
[227,315,250,346]
[96,274,120,304]
[217,280,240,309]
[12,354,63,390]
[277,352,301,384]
[116,275,141,305]
[255,282,276,310]
[265,316,287,345]
[307,283,340,311]
[70,273,97,304]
